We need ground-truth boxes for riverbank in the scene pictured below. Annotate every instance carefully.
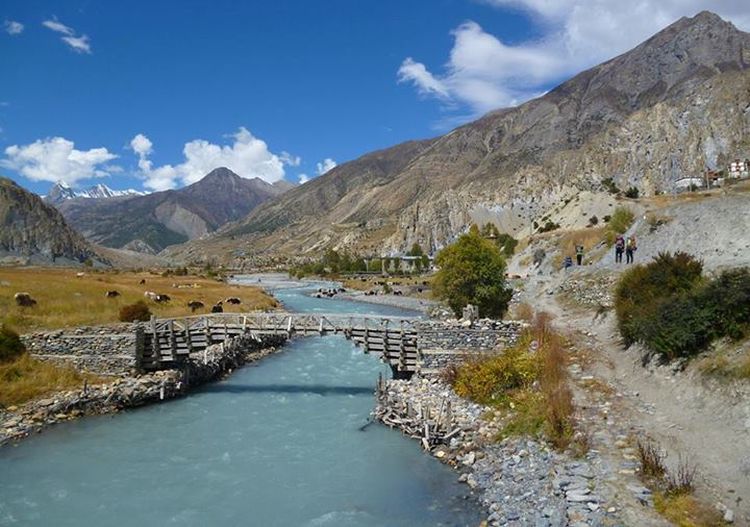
[376,377,627,526]
[0,333,285,447]
[339,290,437,313]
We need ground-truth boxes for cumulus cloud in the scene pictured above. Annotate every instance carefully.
[316,158,337,175]
[399,1,750,115]
[132,127,299,192]
[42,17,91,53]
[129,133,153,173]
[4,20,24,35]
[298,173,310,184]
[2,137,118,185]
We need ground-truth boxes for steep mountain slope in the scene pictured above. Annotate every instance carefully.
[45,181,145,205]
[0,177,103,265]
[183,11,750,262]
[56,167,292,253]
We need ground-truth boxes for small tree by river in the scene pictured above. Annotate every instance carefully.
[433,226,513,318]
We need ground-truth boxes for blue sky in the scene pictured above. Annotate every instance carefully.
[1,1,748,194]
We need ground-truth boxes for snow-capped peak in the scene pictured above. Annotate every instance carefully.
[45,181,147,205]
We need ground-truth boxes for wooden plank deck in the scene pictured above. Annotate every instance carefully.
[139,313,421,375]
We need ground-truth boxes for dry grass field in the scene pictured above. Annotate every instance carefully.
[0,267,279,333]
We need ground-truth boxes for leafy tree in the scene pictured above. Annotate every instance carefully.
[433,229,513,318]
[407,243,425,257]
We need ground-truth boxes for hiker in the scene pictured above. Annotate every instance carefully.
[563,255,573,271]
[575,244,584,265]
[615,235,625,263]
[626,236,637,264]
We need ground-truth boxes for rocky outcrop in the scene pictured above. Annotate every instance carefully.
[0,176,103,265]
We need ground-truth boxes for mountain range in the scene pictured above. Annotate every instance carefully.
[167,10,750,263]
[53,168,294,254]
[44,181,146,205]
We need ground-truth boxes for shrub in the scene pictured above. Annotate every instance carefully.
[0,324,26,363]
[588,215,599,226]
[118,301,152,322]
[615,253,750,361]
[615,252,703,348]
[624,186,640,199]
[450,313,575,449]
[433,227,513,318]
[453,347,540,404]
[602,177,620,195]
[604,206,635,245]
[538,220,560,233]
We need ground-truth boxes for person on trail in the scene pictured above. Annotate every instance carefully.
[564,255,573,271]
[625,236,637,264]
[575,244,584,266]
[615,235,625,264]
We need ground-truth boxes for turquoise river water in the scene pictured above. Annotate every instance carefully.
[0,276,482,526]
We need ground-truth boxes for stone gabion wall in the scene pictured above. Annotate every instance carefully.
[21,323,143,375]
[416,320,524,371]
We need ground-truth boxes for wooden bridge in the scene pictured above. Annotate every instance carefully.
[140,312,421,378]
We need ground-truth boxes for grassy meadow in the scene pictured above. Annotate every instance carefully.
[0,267,279,333]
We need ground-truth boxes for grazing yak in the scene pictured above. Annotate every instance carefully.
[225,297,241,305]
[105,290,121,298]
[14,292,37,307]
[187,300,205,313]
[139,279,146,285]
[211,302,224,313]
[144,291,170,303]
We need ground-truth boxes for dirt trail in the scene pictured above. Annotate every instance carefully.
[521,271,750,525]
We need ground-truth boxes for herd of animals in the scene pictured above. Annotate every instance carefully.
[12,278,244,314]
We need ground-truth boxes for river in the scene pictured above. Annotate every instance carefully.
[0,276,481,526]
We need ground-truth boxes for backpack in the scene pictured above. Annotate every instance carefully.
[615,237,624,250]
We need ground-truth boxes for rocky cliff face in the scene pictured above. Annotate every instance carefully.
[55,167,293,253]
[0,177,102,265]
[172,11,750,262]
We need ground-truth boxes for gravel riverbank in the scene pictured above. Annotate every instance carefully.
[339,291,437,313]
[376,377,624,527]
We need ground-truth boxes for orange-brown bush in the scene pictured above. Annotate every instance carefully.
[450,311,575,449]
[118,301,152,322]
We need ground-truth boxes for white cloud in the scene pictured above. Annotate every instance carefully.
[4,20,24,35]
[42,17,91,54]
[129,133,153,173]
[2,137,118,185]
[298,173,310,184]
[400,2,750,115]
[280,151,301,167]
[61,35,91,54]
[42,18,74,35]
[131,127,298,191]
[316,158,337,175]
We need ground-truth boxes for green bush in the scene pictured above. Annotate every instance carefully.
[615,253,750,361]
[625,187,640,199]
[433,227,513,318]
[538,220,560,233]
[615,252,703,348]
[604,206,635,245]
[0,324,26,363]
[118,301,152,322]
